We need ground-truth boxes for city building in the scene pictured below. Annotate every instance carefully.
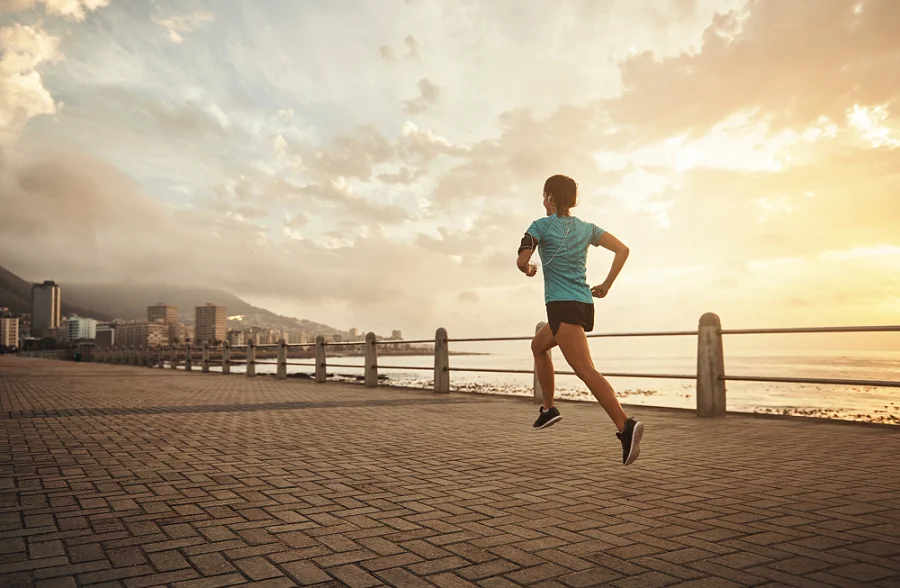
[0,316,19,348]
[115,322,169,347]
[391,330,403,340]
[31,280,61,337]
[287,331,308,345]
[45,325,67,344]
[18,315,31,338]
[148,304,178,324]
[195,304,226,344]
[349,327,362,340]
[256,329,273,345]
[95,324,115,348]
[167,323,189,344]
[227,330,245,346]
[67,316,97,341]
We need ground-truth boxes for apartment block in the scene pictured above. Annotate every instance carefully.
[115,322,169,347]
[195,304,226,344]
[0,317,19,348]
[67,316,97,341]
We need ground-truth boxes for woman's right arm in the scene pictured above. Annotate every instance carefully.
[591,232,629,298]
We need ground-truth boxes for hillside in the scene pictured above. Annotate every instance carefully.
[0,265,113,321]
[63,282,344,335]
[0,265,344,336]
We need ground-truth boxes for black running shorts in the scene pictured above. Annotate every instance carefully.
[546,301,595,336]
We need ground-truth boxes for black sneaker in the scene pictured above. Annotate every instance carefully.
[616,417,644,465]
[533,406,562,429]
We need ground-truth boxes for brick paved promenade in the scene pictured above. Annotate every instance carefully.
[2,357,899,587]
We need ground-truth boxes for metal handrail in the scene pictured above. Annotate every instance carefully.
[447,367,695,380]
[446,329,701,343]
[722,325,900,335]
[90,322,900,418]
[724,375,900,387]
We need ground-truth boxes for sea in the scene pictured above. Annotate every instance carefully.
[194,339,900,425]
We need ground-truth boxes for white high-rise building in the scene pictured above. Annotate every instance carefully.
[67,316,97,341]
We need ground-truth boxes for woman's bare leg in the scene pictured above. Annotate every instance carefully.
[554,322,628,431]
[531,323,557,410]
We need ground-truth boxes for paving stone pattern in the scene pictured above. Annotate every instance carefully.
[1,357,899,587]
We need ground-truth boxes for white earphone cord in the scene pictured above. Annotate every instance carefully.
[541,217,570,268]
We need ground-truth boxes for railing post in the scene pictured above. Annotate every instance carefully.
[433,327,449,394]
[315,335,326,383]
[185,343,192,371]
[697,312,726,417]
[222,341,231,375]
[364,332,378,387]
[157,346,163,369]
[533,321,548,404]
[202,342,210,373]
[246,339,256,377]
[277,338,287,380]
[170,345,178,370]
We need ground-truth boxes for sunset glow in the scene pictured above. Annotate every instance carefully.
[1,0,898,348]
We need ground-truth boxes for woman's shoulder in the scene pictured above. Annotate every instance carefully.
[527,216,552,231]
[573,215,600,229]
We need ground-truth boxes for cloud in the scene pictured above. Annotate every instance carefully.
[404,35,420,59]
[379,45,395,61]
[402,78,441,114]
[380,34,420,62]
[607,0,900,143]
[0,23,61,145]
[458,290,479,303]
[0,0,110,21]
[4,0,900,341]
[152,10,215,44]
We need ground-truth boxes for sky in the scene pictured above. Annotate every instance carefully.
[1,0,899,346]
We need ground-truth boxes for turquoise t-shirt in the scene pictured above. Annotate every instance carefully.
[526,215,605,305]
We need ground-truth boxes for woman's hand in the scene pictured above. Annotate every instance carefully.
[525,262,538,277]
[591,281,611,298]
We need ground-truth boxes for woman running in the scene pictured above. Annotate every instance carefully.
[517,174,644,466]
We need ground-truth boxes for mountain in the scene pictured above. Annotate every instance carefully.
[0,265,344,336]
[0,265,113,321]
[63,282,343,335]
